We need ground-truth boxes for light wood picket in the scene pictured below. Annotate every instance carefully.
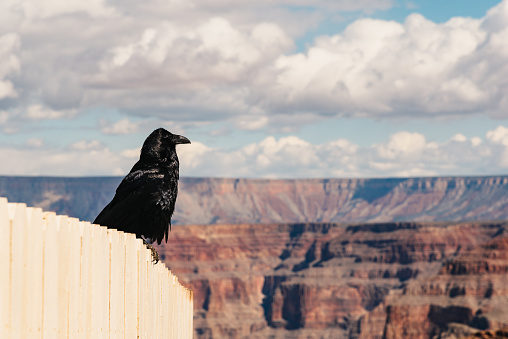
[0,197,193,339]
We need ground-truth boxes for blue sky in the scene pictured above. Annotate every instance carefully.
[1,0,508,178]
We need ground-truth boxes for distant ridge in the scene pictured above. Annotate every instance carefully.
[0,176,507,224]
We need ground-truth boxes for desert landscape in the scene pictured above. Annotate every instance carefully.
[2,175,508,338]
[156,221,508,338]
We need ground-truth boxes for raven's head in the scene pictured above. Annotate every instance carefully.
[141,128,191,161]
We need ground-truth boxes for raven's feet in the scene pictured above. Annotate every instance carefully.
[142,238,160,264]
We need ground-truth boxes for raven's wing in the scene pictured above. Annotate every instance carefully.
[94,165,175,244]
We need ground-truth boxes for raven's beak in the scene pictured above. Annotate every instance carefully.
[172,134,191,144]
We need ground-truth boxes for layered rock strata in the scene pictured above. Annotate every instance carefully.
[1,176,507,224]
[156,221,508,338]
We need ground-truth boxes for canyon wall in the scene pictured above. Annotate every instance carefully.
[156,221,508,339]
[0,176,507,224]
[2,175,508,337]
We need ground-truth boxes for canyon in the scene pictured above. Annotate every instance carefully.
[2,175,508,338]
[156,221,508,338]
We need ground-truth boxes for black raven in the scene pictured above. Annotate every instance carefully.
[94,128,190,261]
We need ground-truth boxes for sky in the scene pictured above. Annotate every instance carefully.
[1,0,508,178]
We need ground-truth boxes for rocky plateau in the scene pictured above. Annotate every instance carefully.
[0,175,507,224]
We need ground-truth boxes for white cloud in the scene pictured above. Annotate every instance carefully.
[471,137,482,146]
[268,12,495,118]
[94,18,293,88]
[24,105,76,120]
[1,0,508,140]
[0,105,76,134]
[13,0,118,19]
[120,147,141,158]
[100,118,140,134]
[68,140,104,151]
[25,138,43,147]
[0,111,8,124]
[451,133,467,142]
[0,33,21,100]
[1,125,508,178]
[178,141,212,169]
[0,143,131,176]
[375,132,427,159]
[176,125,508,178]
[79,0,508,128]
[486,125,508,146]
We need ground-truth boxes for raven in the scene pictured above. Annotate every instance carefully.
[94,128,190,261]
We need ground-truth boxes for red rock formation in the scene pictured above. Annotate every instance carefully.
[156,221,508,338]
[1,176,508,225]
[174,177,508,225]
[356,230,508,339]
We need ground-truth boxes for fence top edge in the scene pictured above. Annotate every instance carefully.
[1,196,191,295]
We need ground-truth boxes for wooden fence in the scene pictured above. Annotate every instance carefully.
[0,197,193,338]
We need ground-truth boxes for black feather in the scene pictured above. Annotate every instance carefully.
[94,128,190,245]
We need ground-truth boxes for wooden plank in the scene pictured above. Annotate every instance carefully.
[108,230,125,339]
[117,231,126,339]
[67,218,82,338]
[162,269,169,339]
[90,225,108,338]
[0,198,10,337]
[138,241,149,339]
[124,233,138,339]
[9,203,27,338]
[22,207,44,338]
[188,288,193,337]
[56,215,71,338]
[150,261,157,338]
[155,262,164,338]
[42,212,59,338]
[188,288,194,337]
[78,222,93,339]
[170,275,177,339]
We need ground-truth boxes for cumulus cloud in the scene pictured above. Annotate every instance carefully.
[100,118,140,134]
[24,105,76,120]
[0,142,131,176]
[68,140,104,151]
[486,125,508,146]
[120,147,141,158]
[0,104,77,133]
[77,0,508,127]
[7,0,118,20]
[25,138,43,148]
[2,125,508,178]
[176,126,508,178]
[2,0,508,132]
[0,33,21,100]
[92,18,293,93]
[268,11,506,119]
[375,132,429,159]
[92,0,508,127]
